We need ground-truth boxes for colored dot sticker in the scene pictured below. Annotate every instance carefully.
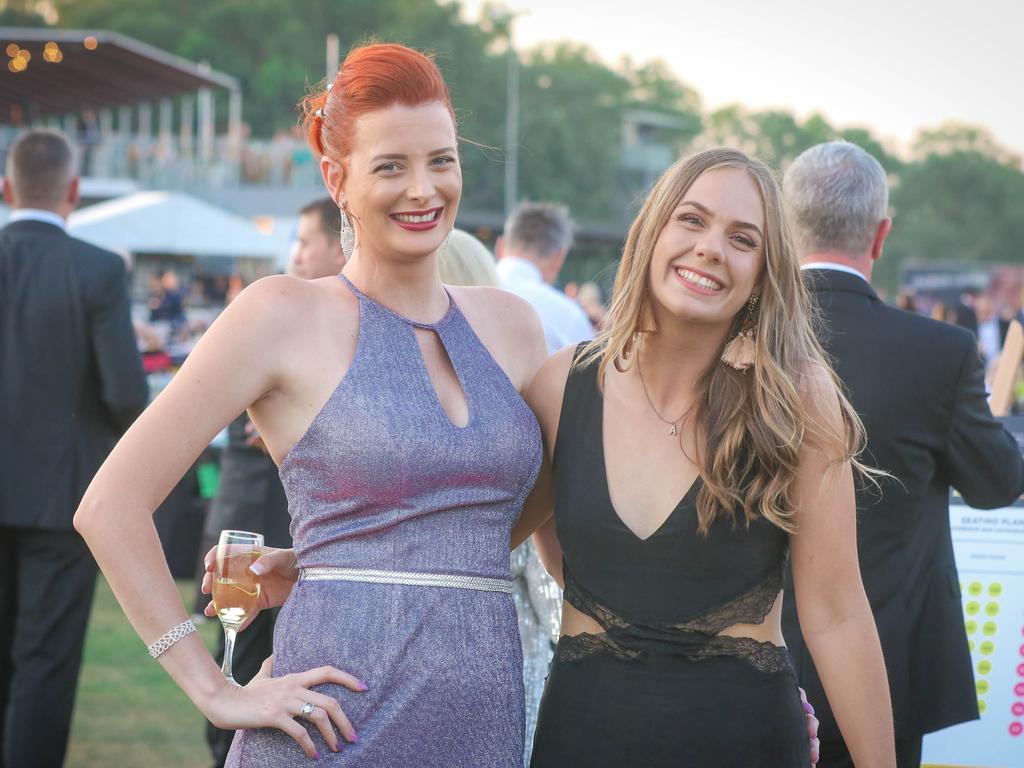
[966,620,978,635]
[969,640,976,653]
[1014,702,1024,717]
[989,583,1002,597]
[978,660,992,675]
[966,601,980,616]
[1010,722,1023,737]
[1015,682,1024,696]
[985,603,1000,617]
[1017,663,1024,676]
[983,621,998,636]
[968,582,983,596]
[980,641,995,656]
[1020,644,1024,657]
[978,699,986,714]
[977,680,990,695]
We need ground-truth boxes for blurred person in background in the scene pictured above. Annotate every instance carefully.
[575,281,606,332]
[438,228,499,287]
[204,196,345,767]
[288,197,345,281]
[0,128,148,768]
[496,202,593,353]
[149,268,186,327]
[975,295,1002,368]
[782,140,1024,768]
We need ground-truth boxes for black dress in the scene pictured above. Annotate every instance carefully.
[530,356,809,767]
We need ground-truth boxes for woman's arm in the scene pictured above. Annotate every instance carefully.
[789,367,895,767]
[511,345,577,584]
[74,277,362,758]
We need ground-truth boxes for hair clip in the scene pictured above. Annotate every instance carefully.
[315,108,323,118]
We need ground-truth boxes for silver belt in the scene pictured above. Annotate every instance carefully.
[299,566,513,595]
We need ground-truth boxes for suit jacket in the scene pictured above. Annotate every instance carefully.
[0,219,148,529]
[782,268,1024,742]
[203,414,292,550]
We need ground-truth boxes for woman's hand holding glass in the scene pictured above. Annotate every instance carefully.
[201,655,365,758]
[201,546,366,757]
[202,546,299,631]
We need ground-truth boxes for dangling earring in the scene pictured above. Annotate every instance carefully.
[340,205,355,259]
[721,293,759,371]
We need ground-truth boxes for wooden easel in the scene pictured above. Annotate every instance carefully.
[989,319,1024,416]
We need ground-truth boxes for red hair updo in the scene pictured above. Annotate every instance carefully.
[300,43,456,159]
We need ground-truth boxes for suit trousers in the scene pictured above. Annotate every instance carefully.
[817,734,922,768]
[0,525,98,768]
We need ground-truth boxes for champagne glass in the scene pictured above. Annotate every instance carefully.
[212,529,263,682]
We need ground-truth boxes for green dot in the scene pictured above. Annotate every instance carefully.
[978,699,987,714]
[982,621,997,636]
[968,582,983,596]
[985,602,999,617]
[969,640,976,652]
[988,583,1002,597]
[966,601,980,616]
[976,680,990,695]
[966,620,978,635]
[980,640,995,656]
[977,659,992,675]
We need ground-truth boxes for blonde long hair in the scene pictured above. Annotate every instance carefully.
[579,148,865,534]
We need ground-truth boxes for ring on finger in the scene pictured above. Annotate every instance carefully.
[300,701,315,719]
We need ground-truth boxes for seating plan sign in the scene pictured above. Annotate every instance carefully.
[922,416,1024,768]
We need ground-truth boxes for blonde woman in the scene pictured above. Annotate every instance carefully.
[516,149,895,766]
[438,228,500,287]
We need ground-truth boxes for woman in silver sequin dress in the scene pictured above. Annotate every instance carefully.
[75,44,551,766]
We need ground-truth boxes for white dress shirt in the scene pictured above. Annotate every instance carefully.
[496,256,594,354]
[8,208,67,230]
[800,261,869,283]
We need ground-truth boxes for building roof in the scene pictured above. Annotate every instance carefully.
[0,27,238,122]
[67,191,281,259]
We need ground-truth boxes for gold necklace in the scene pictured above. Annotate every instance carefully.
[636,351,687,436]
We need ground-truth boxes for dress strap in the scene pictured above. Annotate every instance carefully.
[337,273,456,330]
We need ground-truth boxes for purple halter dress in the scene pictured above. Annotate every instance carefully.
[225,276,542,767]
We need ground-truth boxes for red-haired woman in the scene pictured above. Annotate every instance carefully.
[74,43,549,766]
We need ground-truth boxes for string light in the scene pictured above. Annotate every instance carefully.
[15,49,30,62]
[84,36,98,51]
[5,43,19,57]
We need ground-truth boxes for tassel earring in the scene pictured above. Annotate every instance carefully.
[721,293,759,371]
[340,206,355,259]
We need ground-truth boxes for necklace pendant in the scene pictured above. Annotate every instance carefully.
[669,422,677,436]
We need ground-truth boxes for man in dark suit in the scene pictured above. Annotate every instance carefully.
[0,129,148,768]
[203,197,344,767]
[780,140,1024,767]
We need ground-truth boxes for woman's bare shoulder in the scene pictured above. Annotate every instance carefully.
[227,274,358,338]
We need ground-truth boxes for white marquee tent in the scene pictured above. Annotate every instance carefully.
[67,191,282,259]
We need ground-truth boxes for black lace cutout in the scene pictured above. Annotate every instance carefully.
[556,563,793,675]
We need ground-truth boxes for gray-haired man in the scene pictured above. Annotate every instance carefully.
[780,141,1023,768]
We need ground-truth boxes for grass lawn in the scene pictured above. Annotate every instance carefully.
[66,577,221,768]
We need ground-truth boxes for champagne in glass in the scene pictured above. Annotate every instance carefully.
[212,529,263,682]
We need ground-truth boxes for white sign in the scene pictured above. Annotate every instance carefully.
[922,421,1024,767]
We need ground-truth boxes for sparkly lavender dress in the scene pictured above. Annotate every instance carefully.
[225,276,542,767]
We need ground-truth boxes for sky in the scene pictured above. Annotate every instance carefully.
[459,0,1024,157]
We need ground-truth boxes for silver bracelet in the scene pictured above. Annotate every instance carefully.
[147,619,197,659]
